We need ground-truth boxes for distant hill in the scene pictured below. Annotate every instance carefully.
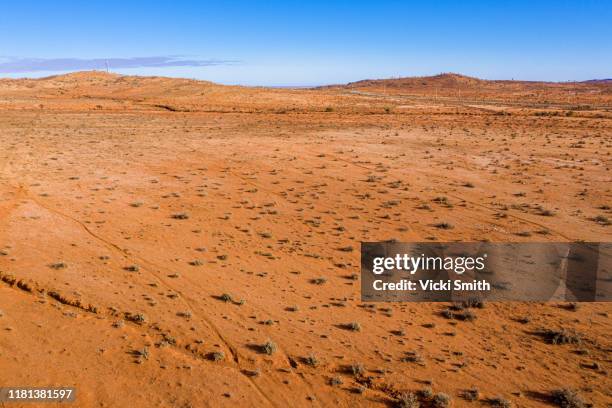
[324,73,612,92]
[582,78,612,84]
[0,70,353,113]
[0,71,216,98]
[320,73,612,105]
[343,73,485,89]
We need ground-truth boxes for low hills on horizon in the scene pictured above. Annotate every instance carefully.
[0,71,610,112]
[344,72,612,87]
[2,70,611,90]
[324,72,612,99]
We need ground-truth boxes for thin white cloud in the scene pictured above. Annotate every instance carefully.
[0,56,241,73]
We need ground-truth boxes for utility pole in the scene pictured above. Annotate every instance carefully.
[105,60,109,73]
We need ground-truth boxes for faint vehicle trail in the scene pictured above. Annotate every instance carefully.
[5,182,285,407]
[0,267,282,406]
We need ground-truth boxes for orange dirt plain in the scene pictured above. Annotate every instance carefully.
[0,72,610,408]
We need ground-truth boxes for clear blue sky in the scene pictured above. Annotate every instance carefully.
[1,1,610,85]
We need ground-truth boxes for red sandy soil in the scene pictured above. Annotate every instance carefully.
[0,72,610,407]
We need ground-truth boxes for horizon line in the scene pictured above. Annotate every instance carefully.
[1,69,610,88]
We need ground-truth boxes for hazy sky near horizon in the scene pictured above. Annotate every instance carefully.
[1,1,610,86]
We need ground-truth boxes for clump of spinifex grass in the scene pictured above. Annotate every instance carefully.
[463,387,479,401]
[396,392,419,408]
[433,222,454,230]
[217,293,245,305]
[49,262,67,270]
[592,215,610,226]
[345,322,361,331]
[304,354,319,367]
[350,363,365,377]
[432,393,451,408]
[208,351,225,362]
[310,277,327,285]
[261,340,277,355]
[125,313,147,324]
[540,328,581,345]
[551,388,586,408]
[488,396,512,407]
[329,376,343,386]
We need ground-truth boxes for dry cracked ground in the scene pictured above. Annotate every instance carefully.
[0,72,610,407]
